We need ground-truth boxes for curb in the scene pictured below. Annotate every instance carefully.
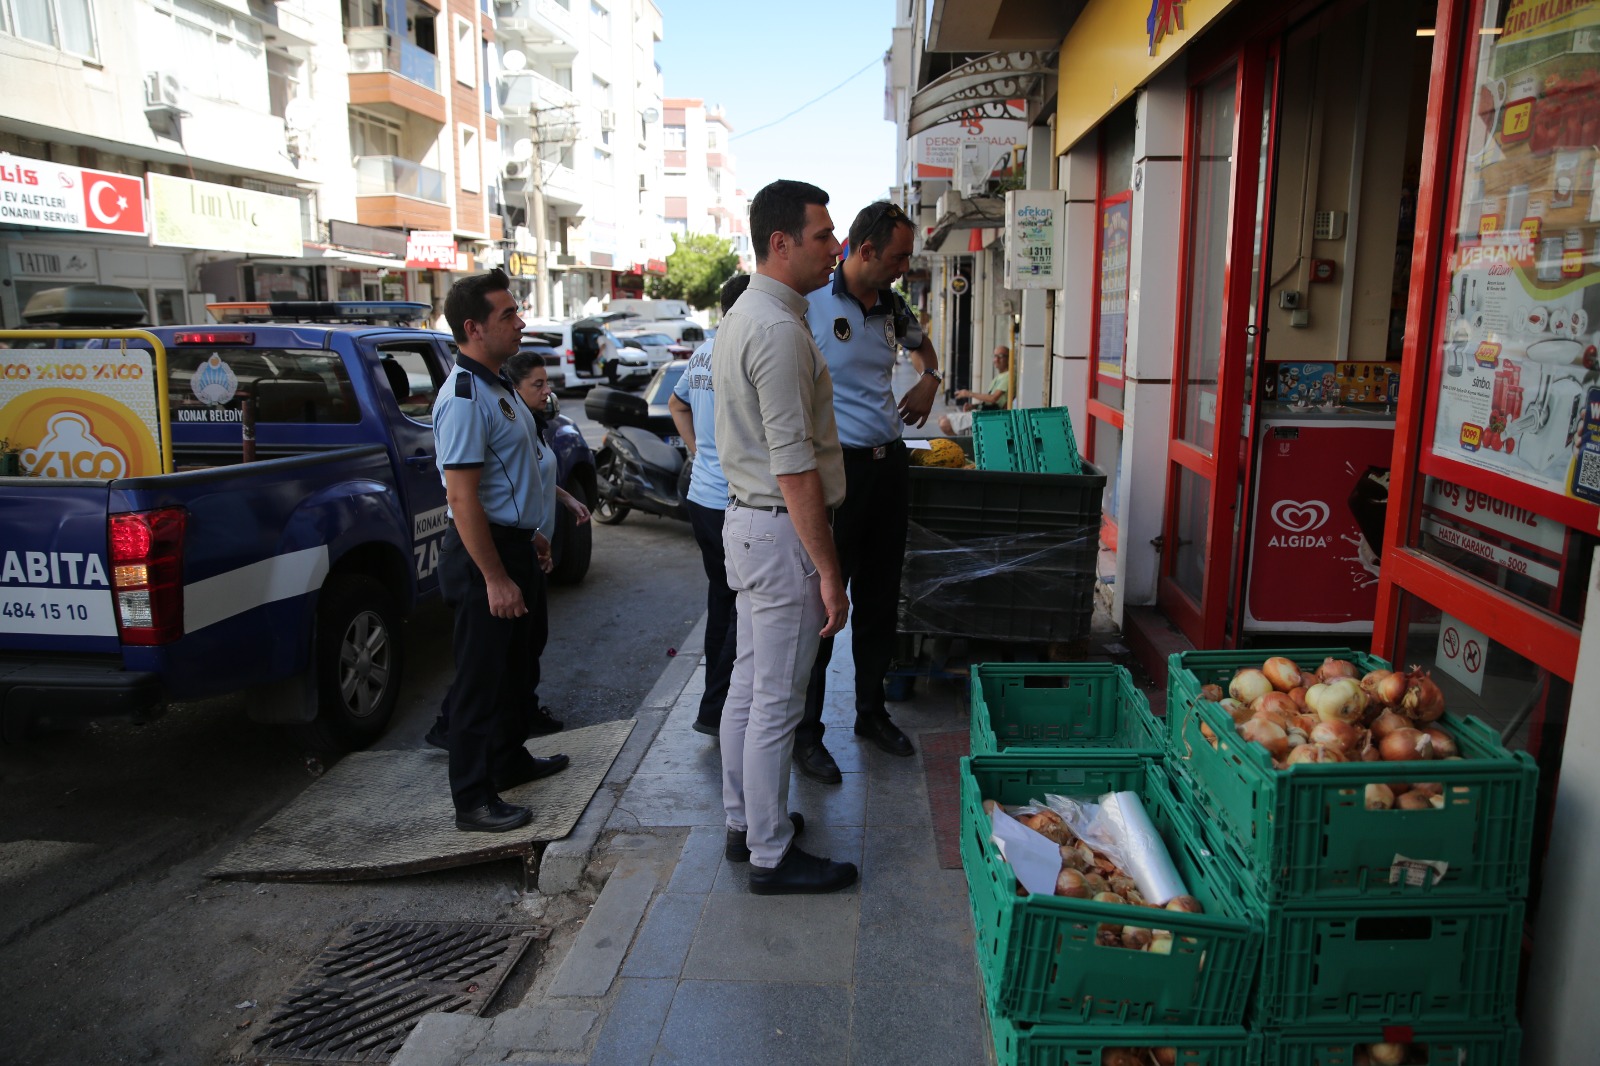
[536,615,705,894]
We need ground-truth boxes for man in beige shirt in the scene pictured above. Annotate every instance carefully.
[712,179,856,894]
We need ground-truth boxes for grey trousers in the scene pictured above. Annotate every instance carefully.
[720,504,825,868]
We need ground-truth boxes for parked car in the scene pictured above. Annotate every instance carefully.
[522,313,651,390]
[614,330,677,369]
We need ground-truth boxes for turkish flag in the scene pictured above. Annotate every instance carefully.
[80,169,147,235]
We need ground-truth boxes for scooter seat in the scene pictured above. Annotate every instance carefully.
[615,424,685,474]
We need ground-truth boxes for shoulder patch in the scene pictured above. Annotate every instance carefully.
[455,373,473,398]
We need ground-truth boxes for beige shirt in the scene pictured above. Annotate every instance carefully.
[713,273,846,509]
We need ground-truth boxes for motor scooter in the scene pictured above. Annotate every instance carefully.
[583,385,692,525]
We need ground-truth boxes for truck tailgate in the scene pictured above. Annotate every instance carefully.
[0,481,118,653]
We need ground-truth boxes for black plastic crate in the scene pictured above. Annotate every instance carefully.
[907,461,1106,540]
[900,566,1095,643]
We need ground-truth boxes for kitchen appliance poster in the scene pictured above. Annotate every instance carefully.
[1430,0,1600,505]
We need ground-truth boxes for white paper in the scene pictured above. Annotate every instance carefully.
[905,439,933,450]
[1100,791,1188,905]
[989,807,1063,896]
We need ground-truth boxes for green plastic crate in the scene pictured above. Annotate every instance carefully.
[970,662,1162,757]
[960,753,1262,1026]
[1258,1024,1519,1066]
[1170,697,1539,902]
[987,1010,1258,1066]
[1165,648,1391,717]
[1248,895,1524,1026]
[1022,407,1084,475]
[973,410,1033,471]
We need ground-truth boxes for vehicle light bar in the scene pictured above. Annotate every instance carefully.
[206,300,430,324]
[173,331,255,345]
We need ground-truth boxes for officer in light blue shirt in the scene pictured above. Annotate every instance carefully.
[668,273,751,736]
[793,201,944,784]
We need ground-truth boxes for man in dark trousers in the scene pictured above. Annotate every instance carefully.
[792,201,942,783]
[433,268,569,832]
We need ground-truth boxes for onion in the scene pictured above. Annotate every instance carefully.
[1229,668,1274,705]
[1289,713,1319,734]
[1165,895,1204,913]
[1397,790,1434,810]
[1306,678,1367,723]
[1109,874,1139,897]
[1411,781,1443,798]
[1402,666,1446,722]
[1320,657,1360,680]
[1093,891,1126,906]
[1310,719,1360,753]
[1431,794,1446,808]
[1365,783,1395,810]
[1148,932,1175,954]
[1238,718,1290,758]
[1057,868,1092,898]
[1252,692,1299,720]
[1252,706,1294,732]
[1199,721,1218,748]
[1422,725,1459,758]
[1101,1050,1143,1066]
[1370,707,1410,741]
[1287,685,1309,710]
[983,799,1000,816]
[1362,668,1408,707]
[1367,1044,1407,1066]
[1360,742,1382,762]
[1153,1049,1178,1066]
[1084,872,1110,894]
[1199,683,1225,702]
[1380,727,1434,762]
[1389,780,1413,795]
[1219,698,1252,723]
[1120,925,1152,950]
[1262,656,1303,692]
[1286,743,1346,765]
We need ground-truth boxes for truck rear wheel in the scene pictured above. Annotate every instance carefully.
[296,575,403,753]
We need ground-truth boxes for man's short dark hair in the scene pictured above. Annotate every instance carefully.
[443,268,512,343]
[749,180,828,264]
[849,201,913,259]
[719,274,752,315]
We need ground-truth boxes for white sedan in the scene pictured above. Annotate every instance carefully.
[614,330,676,370]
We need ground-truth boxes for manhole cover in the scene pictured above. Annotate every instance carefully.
[253,919,535,1063]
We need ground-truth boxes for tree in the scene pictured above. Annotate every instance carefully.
[647,233,740,310]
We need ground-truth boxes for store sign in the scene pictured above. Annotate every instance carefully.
[913,106,1027,181]
[8,245,97,281]
[0,155,147,236]
[1422,476,1567,553]
[1004,191,1064,289]
[148,173,300,257]
[1435,612,1489,696]
[405,230,458,270]
[506,250,537,277]
[0,350,163,479]
[1097,198,1132,379]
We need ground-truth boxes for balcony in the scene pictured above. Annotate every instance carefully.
[539,160,585,210]
[498,69,580,122]
[494,0,579,56]
[346,27,447,123]
[353,156,451,231]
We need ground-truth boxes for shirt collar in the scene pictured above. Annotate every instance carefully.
[748,273,810,319]
[828,268,894,318]
[455,352,506,389]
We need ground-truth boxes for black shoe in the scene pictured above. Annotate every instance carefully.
[691,718,720,737]
[527,706,564,736]
[424,717,448,750]
[749,845,858,895]
[455,800,532,833]
[793,742,842,784]
[725,812,805,862]
[493,754,570,791]
[855,715,914,757]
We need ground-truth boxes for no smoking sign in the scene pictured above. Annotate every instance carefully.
[1436,612,1488,696]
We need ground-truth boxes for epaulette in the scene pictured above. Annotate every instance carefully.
[455,372,473,398]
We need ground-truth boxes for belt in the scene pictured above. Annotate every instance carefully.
[841,439,906,461]
[448,518,535,540]
[729,499,835,521]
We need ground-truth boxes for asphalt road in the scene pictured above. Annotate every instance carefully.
[0,409,705,1065]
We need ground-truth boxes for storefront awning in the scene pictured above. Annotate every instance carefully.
[908,51,1057,137]
[250,248,407,270]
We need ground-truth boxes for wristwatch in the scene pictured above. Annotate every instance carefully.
[921,369,943,384]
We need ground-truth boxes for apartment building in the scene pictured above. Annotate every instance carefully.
[660,97,750,268]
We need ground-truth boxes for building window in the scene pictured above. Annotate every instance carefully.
[663,125,686,150]
[554,65,572,90]
[453,15,474,87]
[350,109,402,158]
[593,147,613,184]
[459,124,481,191]
[266,49,303,118]
[3,0,97,59]
[589,0,608,39]
[149,0,267,109]
[706,127,721,150]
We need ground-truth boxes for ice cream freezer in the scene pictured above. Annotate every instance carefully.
[1243,405,1397,632]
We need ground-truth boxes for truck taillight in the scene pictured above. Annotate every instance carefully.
[109,508,186,645]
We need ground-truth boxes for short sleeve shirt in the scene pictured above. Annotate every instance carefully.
[671,339,729,510]
[805,270,918,448]
[432,355,546,531]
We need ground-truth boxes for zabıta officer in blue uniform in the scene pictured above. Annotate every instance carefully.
[794,201,943,783]
[433,268,569,833]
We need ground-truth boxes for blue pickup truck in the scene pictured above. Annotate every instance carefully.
[0,303,596,751]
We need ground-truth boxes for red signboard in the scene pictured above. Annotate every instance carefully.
[405,230,457,270]
[0,155,147,236]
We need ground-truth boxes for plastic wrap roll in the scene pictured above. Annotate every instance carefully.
[1100,791,1188,904]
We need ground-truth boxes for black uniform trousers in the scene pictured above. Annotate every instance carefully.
[438,523,547,811]
[686,498,737,728]
[797,440,909,747]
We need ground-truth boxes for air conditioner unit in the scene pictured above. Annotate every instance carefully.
[143,71,182,108]
[599,109,617,132]
[349,49,384,73]
[502,159,531,180]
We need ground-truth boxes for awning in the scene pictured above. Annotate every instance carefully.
[908,51,1057,137]
[249,248,408,270]
[926,195,1005,252]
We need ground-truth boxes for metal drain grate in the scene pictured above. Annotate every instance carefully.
[253,919,535,1063]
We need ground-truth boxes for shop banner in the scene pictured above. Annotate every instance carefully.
[148,173,301,257]
[0,154,147,236]
[406,230,458,269]
[912,105,1027,181]
[1097,197,1132,379]
[1004,190,1064,289]
[0,350,163,478]
[1430,2,1600,510]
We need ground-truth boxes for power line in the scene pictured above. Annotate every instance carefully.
[730,56,881,141]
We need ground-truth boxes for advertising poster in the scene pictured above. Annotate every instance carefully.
[148,173,302,257]
[0,154,147,236]
[1430,0,1600,507]
[912,101,1027,181]
[1005,191,1063,289]
[1097,197,1131,379]
[0,351,162,478]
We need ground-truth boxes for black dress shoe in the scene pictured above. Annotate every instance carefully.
[691,718,720,737]
[423,717,448,750]
[526,706,564,736]
[793,742,842,783]
[725,812,805,862]
[749,845,858,895]
[455,801,532,833]
[493,754,570,791]
[855,715,914,757]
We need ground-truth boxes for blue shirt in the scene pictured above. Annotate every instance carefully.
[672,339,729,509]
[433,354,548,532]
[805,271,917,448]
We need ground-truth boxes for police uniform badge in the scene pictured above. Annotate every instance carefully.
[498,397,517,421]
[833,317,851,341]
[882,315,897,347]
